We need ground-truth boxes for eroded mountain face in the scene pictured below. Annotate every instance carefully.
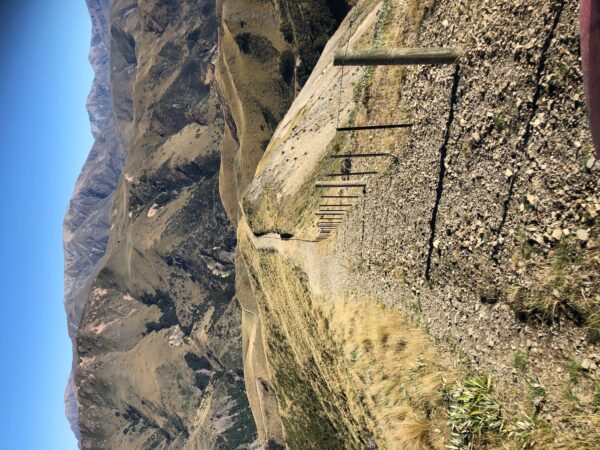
[71,0,350,448]
[74,1,257,448]
[216,0,354,220]
[64,0,122,438]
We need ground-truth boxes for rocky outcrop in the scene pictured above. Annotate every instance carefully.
[73,1,257,448]
[63,0,122,438]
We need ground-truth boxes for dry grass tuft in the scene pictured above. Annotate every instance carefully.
[511,222,600,342]
[397,418,433,450]
[325,297,457,449]
[405,0,436,28]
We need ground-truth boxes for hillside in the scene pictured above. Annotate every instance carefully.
[239,0,600,448]
[69,0,350,448]
[63,0,124,437]
[73,0,257,447]
[67,0,599,449]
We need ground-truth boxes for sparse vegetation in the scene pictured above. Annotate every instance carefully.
[567,358,583,385]
[447,374,503,450]
[234,32,278,63]
[594,379,600,407]
[505,413,536,444]
[527,377,547,399]
[279,50,295,85]
[292,2,348,86]
[376,325,389,345]
[237,1,600,449]
[513,351,529,372]
[492,112,507,132]
[240,230,458,449]
[510,222,599,341]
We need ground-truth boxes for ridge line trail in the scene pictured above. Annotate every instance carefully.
[123,183,133,278]
[247,229,350,300]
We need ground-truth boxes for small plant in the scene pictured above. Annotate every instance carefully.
[447,374,503,449]
[587,327,600,344]
[505,412,536,442]
[556,61,569,81]
[593,378,600,408]
[515,226,533,260]
[563,384,578,402]
[321,316,329,331]
[567,359,583,385]
[528,378,547,399]
[398,418,432,450]
[492,113,507,132]
[376,325,390,345]
[409,297,422,313]
[447,335,459,353]
[349,348,359,365]
[513,351,529,372]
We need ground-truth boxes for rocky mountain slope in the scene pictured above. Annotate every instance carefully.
[64,0,123,437]
[68,0,599,449]
[73,0,258,448]
[69,0,350,448]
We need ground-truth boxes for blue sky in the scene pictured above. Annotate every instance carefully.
[0,0,93,448]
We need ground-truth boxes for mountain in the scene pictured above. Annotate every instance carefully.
[68,0,350,448]
[63,0,122,438]
[67,0,599,449]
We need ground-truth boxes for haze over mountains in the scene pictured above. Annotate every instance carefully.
[64,0,123,438]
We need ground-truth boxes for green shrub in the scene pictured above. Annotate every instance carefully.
[447,374,503,449]
[513,351,529,372]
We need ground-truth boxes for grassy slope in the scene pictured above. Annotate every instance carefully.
[239,228,458,450]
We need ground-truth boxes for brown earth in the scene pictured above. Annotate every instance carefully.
[238,0,600,448]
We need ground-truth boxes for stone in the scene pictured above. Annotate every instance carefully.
[576,229,589,242]
[586,157,596,169]
[581,358,592,371]
[532,234,544,245]
[551,228,562,240]
[586,205,598,219]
